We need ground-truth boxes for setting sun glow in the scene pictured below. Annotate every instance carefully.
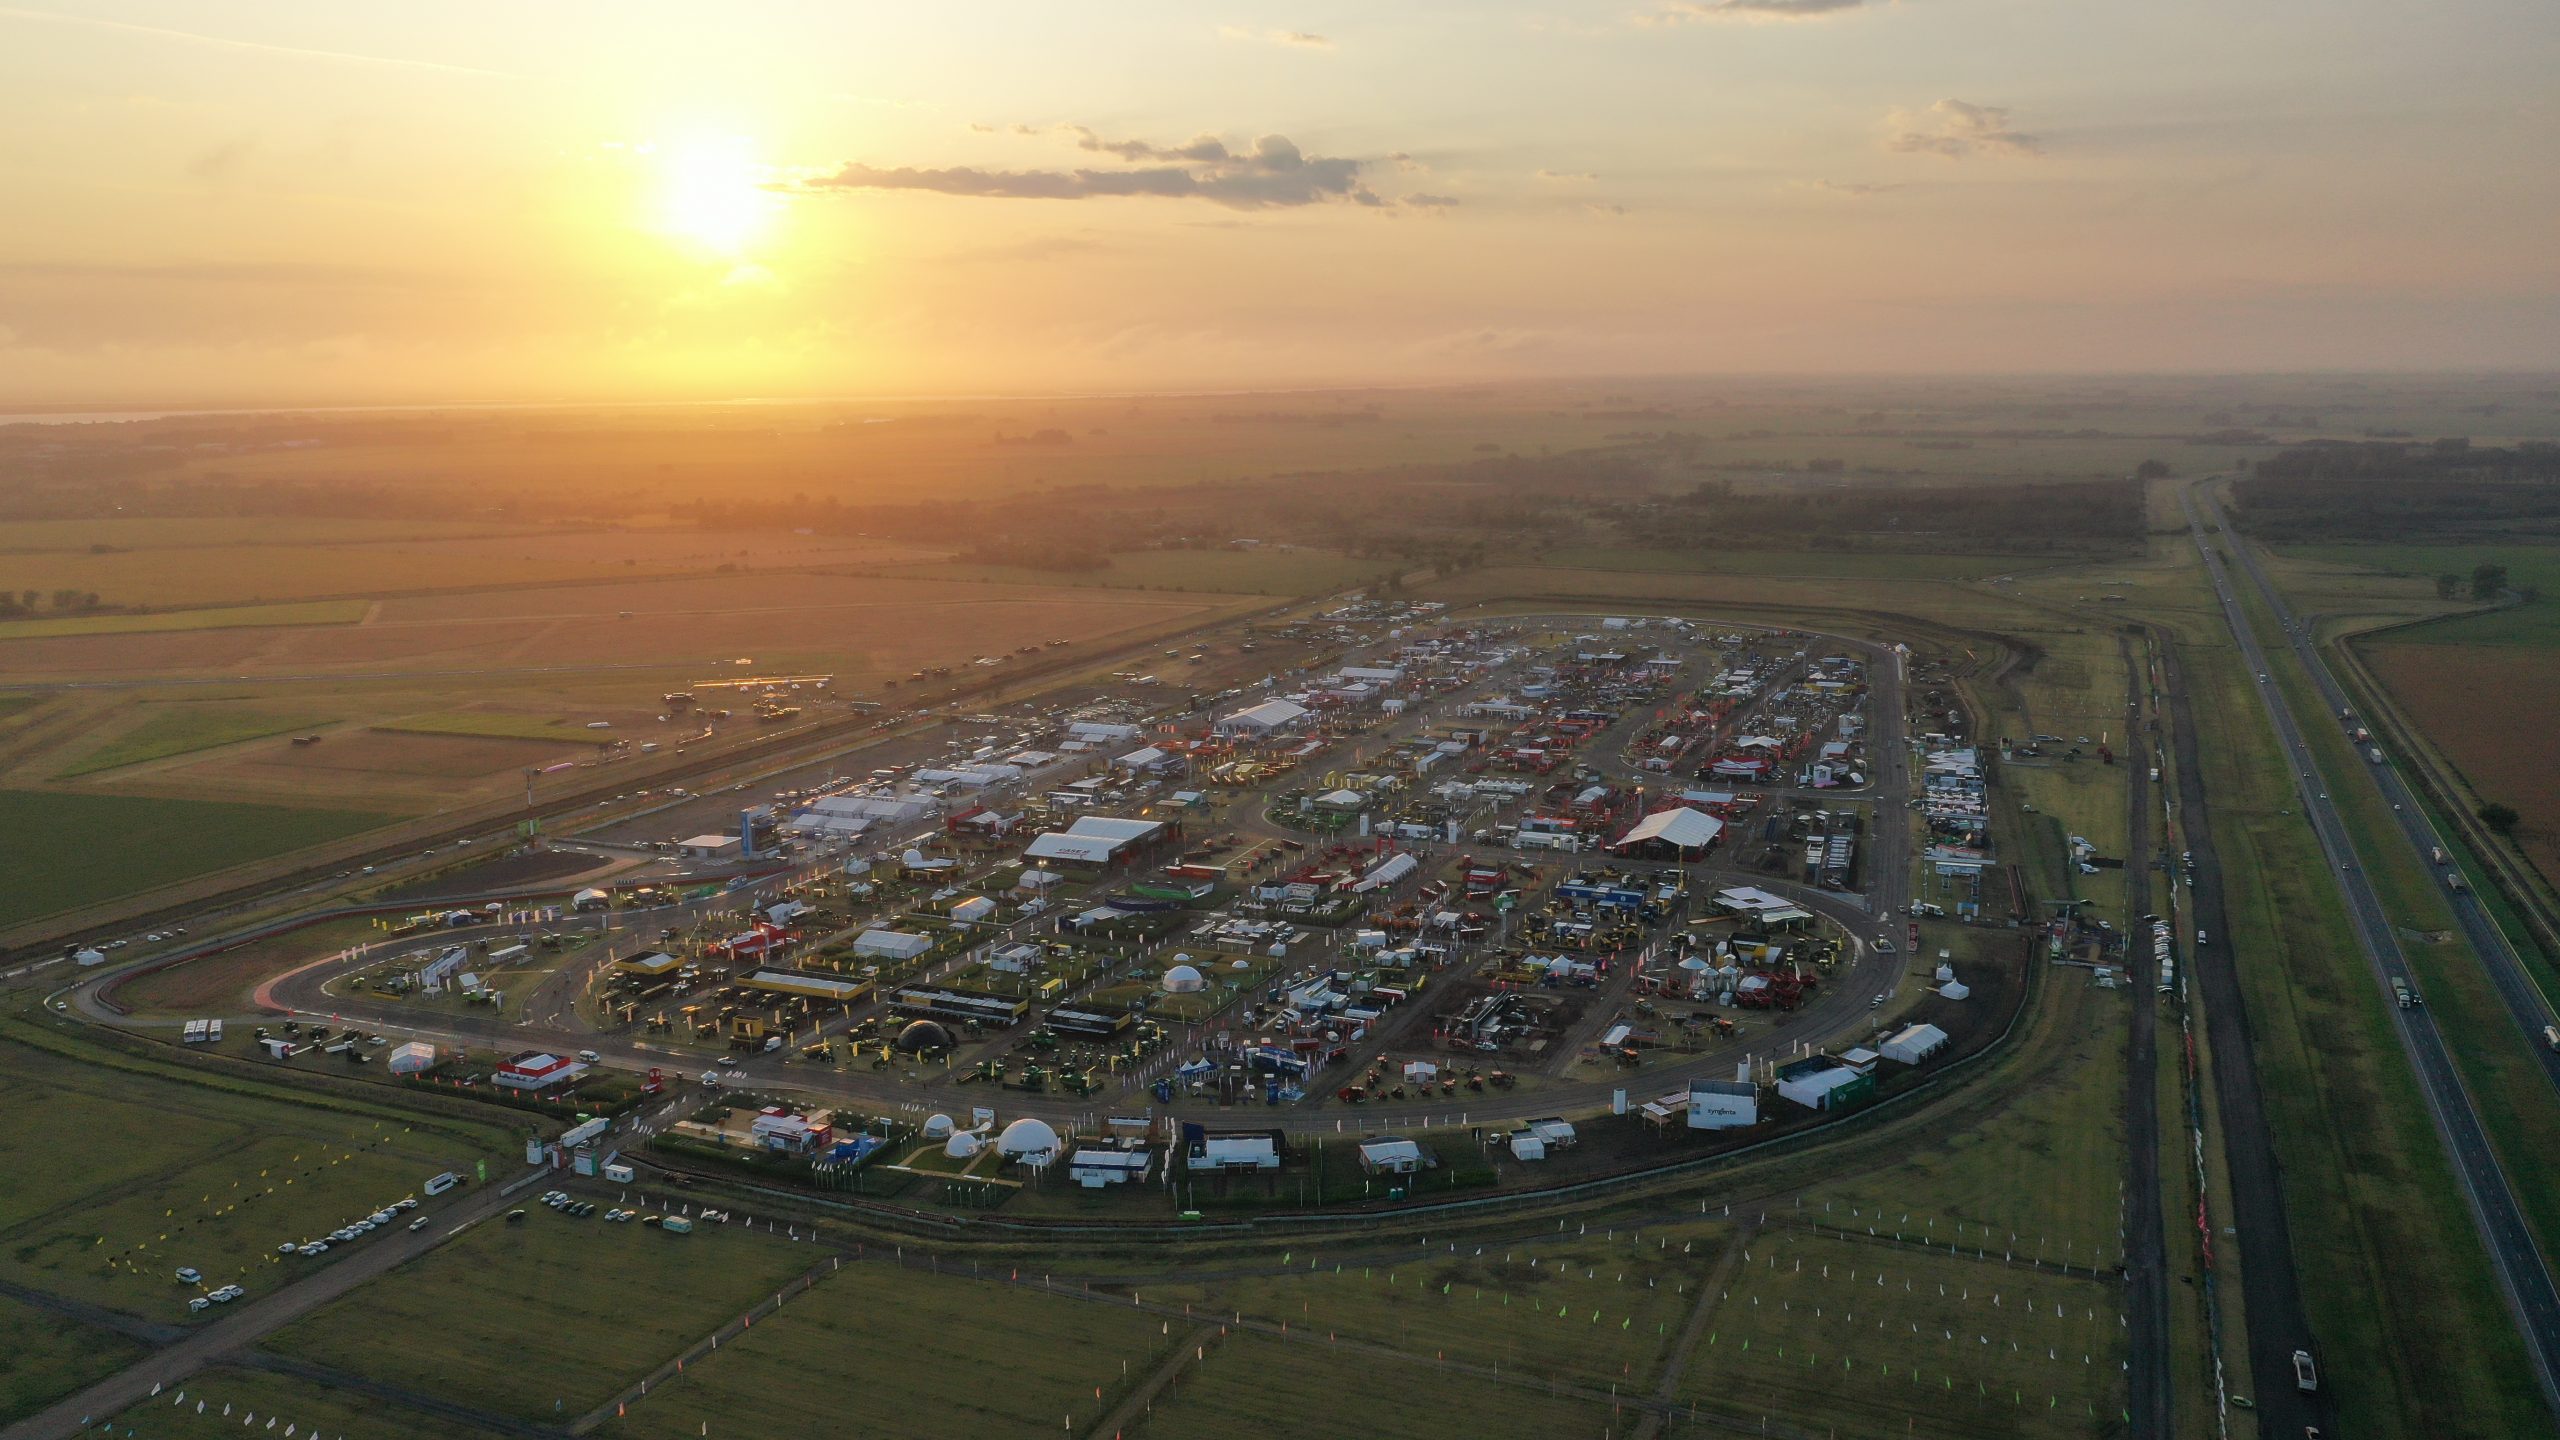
[657,137,774,256]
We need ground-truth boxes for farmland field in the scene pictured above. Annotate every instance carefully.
[1129,1332,1611,1440]
[53,704,334,778]
[1539,547,2028,581]
[870,546,1391,596]
[0,790,398,928]
[271,1211,814,1421]
[104,1365,518,1440]
[2279,543,2560,647]
[2362,643,2560,884]
[0,1293,145,1424]
[373,710,622,745]
[0,526,948,609]
[601,1262,1176,1440]
[0,599,368,641]
[0,570,1237,685]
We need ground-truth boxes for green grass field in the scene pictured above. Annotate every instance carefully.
[0,1021,510,1323]
[1204,1228,1709,1388]
[273,1210,814,1422]
[0,790,397,928]
[55,706,333,778]
[2280,543,2560,646]
[105,1365,518,1440]
[0,599,367,640]
[372,711,621,745]
[1133,1331,1612,1439]
[1679,1229,2123,1439]
[0,1294,145,1425]
[1801,962,2127,1266]
[602,1262,1175,1440]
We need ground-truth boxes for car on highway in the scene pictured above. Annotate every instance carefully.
[2293,1348,2319,1392]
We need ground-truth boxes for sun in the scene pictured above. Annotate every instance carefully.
[657,136,775,256]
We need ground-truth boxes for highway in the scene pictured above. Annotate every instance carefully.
[2198,488,2560,1089]
[2182,488,2560,1417]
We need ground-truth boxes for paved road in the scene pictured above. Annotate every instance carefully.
[2116,634,2171,1439]
[0,1168,548,1440]
[2199,488,2560,1086]
[2159,627,2328,1438]
[2183,489,2560,1418]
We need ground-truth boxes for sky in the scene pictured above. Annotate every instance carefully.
[1,0,2556,405]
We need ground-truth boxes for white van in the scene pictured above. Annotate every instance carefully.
[423,1171,460,1197]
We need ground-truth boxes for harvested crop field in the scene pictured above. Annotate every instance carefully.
[52,703,332,779]
[0,525,947,608]
[2364,642,2560,883]
[0,571,1235,683]
[164,730,582,811]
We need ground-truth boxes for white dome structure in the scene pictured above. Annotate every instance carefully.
[1678,956,1710,973]
[943,1131,982,1160]
[922,1113,955,1140]
[996,1117,1061,1162]
[1162,964,1206,994]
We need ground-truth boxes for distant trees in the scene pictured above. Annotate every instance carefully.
[2436,574,2465,600]
[0,589,105,617]
[2135,459,2173,480]
[2231,441,2560,541]
[2479,802,2521,837]
[2472,563,2510,599]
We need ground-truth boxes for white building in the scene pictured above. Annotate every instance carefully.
[1215,698,1311,737]
[1881,1023,1950,1065]
[1190,1133,1280,1171]
[1356,1137,1427,1174]
[1022,815,1166,867]
[1067,1149,1153,1188]
[852,929,933,961]
[1686,1078,1759,1129]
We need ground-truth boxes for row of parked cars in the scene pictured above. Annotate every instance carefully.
[278,1195,424,1258]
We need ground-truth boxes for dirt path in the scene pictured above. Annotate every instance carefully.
[1085,1322,1224,1439]
[1628,1224,1755,1440]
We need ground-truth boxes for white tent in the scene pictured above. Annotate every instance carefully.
[1612,807,1724,854]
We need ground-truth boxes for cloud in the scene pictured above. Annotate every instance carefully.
[1403,193,1460,209]
[1647,0,1876,22]
[1887,99,2042,157]
[1220,25,1334,49]
[1387,151,1426,173]
[1799,179,1906,196]
[0,3,519,78]
[1583,201,1630,216]
[1537,169,1598,182]
[795,132,1380,209]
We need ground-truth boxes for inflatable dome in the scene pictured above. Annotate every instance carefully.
[1677,955,1710,972]
[1162,963,1207,994]
[895,1019,955,1053]
[943,1131,982,1160]
[921,1113,955,1140]
[996,1116,1061,1161]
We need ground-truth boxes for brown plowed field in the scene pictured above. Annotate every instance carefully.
[2366,642,2560,884]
